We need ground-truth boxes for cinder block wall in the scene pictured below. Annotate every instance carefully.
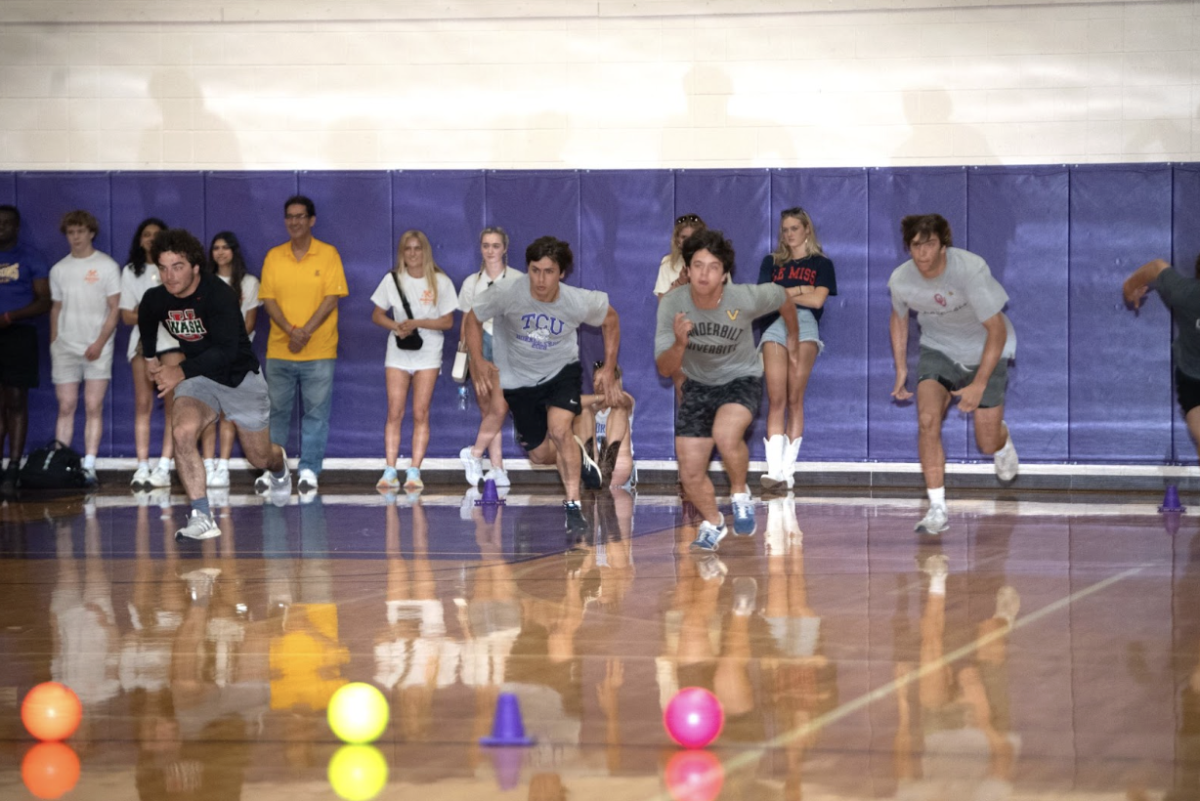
[0,0,1195,170]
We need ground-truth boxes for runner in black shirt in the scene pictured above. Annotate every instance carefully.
[141,228,290,540]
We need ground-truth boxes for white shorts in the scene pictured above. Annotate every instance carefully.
[51,340,114,384]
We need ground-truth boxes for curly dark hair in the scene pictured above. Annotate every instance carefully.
[525,236,574,279]
[150,228,206,273]
[682,228,736,276]
[901,214,953,250]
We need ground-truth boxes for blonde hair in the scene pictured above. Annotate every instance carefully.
[669,213,706,263]
[395,229,445,306]
[771,207,824,266]
[478,225,509,273]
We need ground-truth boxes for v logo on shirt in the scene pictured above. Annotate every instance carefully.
[726,309,740,321]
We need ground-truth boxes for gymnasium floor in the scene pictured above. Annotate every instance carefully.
[0,482,1194,800]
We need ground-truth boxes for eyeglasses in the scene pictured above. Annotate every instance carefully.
[675,214,702,226]
[284,213,310,222]
[780,207,806,218]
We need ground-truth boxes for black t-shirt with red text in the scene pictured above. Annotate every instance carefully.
[138,272,259,387]
[756,253,838,325]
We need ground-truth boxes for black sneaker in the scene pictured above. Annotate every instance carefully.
[564,500,590,543]
[575,436,602,490]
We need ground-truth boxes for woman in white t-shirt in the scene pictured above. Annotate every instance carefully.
[118,217,182,489]
[199,231,261,490]
[370,230,458,492]
[456,227,522,489]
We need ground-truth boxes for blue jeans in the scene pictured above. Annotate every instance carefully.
[266,358,336,475]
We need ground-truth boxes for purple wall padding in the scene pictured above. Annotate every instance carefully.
[1069,165,1172,462]
[2,165,1196,465]
[967,167,1070,462]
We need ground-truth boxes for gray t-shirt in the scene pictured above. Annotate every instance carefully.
[1155,267,1200,379]
[472,274,609,390]
[655,283,786,385]
[888,247,1016,366]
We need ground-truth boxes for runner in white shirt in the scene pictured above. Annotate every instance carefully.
[370,230,458,493]
[49,209,121,485]
[888,214,1019,536]
[199,232,261,490]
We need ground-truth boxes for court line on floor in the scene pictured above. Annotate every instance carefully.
[644,560,1149,801]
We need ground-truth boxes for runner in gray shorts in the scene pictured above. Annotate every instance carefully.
[139,228,290,542]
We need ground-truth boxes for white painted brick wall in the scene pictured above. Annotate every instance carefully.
[0,1,1195,169]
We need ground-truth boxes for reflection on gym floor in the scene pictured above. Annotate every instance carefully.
[0,488,1193,799]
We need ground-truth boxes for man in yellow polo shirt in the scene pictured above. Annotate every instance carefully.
[256,195,349,494]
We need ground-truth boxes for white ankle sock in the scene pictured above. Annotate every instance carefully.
[927,487,946,508]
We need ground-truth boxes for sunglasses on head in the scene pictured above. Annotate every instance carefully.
[675,214,702,226]
[781,207,807,218]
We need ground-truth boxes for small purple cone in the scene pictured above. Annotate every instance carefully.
[1159,485,1186,513]
[475,478,505,507]
[490,746,524,791]
[480,692,534,746]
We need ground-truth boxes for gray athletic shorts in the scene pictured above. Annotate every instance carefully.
[175,370,270,431]
[917,346,1008,409]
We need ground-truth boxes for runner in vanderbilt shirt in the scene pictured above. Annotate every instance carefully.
[465,236,622,537]
[888,214,1019,536]
[656,229,800,552]
[139,229,290,541]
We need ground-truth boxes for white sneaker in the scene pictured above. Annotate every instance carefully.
[297,469,318,492]
[207,463,231,488]
[254,470,271,494]
[175,510,220,541]
[732,577,758,616]
[994,425,1019,482]
[460,446,484,486]
[915,505,949,535]
[148,463,172,488]
[131,465,151,487]
[182,567,222,601]
[484,467,510,488]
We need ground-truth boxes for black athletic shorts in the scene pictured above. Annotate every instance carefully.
[676,375,762,438]
[504,361,583,452]
[1177,368,1200,414]
[0,325,39,388]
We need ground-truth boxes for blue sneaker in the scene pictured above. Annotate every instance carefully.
[731,492,756,536]
[689,520,728,552]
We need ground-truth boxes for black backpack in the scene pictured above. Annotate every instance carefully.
[19,441,88,490]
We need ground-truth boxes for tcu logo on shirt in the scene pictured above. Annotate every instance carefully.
[166,309,207,341]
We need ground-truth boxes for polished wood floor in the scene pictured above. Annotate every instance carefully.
[0,485,1193,800]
